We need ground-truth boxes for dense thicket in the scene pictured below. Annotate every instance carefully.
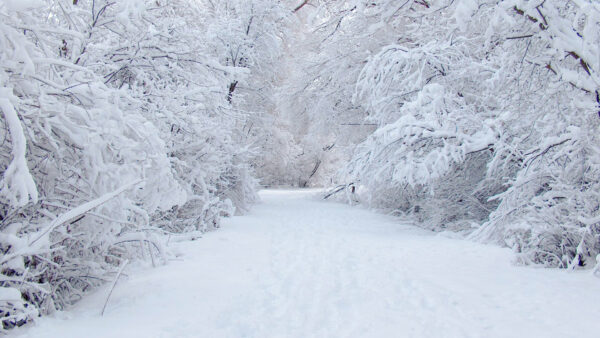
[295,0,599,270]
[0,0,288,330]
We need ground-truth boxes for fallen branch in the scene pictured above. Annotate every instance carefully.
[323,183,353,200]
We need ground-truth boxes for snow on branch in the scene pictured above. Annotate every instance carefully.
[29,180,142,247]
[0,93,38,207]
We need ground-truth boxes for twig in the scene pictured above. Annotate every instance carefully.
[323,183,353,200]
[101,259,129,316]
[506,34,533,40]
[293,0,309,13]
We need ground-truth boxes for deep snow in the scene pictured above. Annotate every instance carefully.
[16,190,600,338]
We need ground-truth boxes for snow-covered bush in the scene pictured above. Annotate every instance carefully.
[471,0,600,269]
[0,0,273,330]
[1,1,179,328]
[325,0,600,268]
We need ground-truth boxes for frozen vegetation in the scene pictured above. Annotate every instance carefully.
[1,0,599,334]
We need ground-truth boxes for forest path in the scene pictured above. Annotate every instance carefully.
[18,190,600,338]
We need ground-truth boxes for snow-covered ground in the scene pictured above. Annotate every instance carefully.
[16,190,600,338]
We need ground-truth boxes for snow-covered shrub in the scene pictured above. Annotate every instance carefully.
[335,0,600,268]
[470,0,600,268]
[344,12,504,231]
[0,0,270,330]
[0,0,183,329]
[86,0,261,227]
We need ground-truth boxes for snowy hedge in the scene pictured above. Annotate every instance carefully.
[342,0,600,269]
[293,1,600,270]
[0,0,286,330]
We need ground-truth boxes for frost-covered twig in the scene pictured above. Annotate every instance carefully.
[101,259,129,316]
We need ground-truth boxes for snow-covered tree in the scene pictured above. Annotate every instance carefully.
[0,0,270,329]
[334,0,600,268]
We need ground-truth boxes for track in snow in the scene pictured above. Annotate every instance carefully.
[17,190,600,338]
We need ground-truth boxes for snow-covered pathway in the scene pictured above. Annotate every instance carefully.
[17,190,600,338]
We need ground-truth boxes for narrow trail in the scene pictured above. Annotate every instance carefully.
[18,190,600,338]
